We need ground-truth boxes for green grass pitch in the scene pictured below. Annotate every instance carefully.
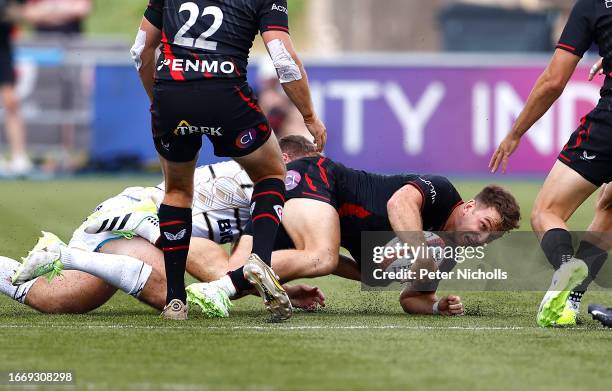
[0,177,610,391]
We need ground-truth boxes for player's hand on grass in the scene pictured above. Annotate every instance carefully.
[489,134,521,174]
[589,58,604,81]
[304,115,327,152]
[285,284,326,311]
[438,295,464,316]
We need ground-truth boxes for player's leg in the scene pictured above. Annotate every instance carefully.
[222,132,290,320]
[12,232,154,298]
[1,256,117,314]
[567,184,612,309]
[185,238,230,282]
[0,84,31,174]
[268,199,340,281]
[99,238,167,310]
[532,162,598,326]
[102,237,232,314]
[230,133,286,283]
[151,78,205,319]
[156,154,198,316]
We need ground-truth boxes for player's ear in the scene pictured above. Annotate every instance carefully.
[282,152,291,164]
[463,200,476,215]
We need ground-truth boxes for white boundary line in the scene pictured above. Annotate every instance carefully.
[0,324,592,331]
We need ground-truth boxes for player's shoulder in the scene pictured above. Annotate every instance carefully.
[407,174,461,205]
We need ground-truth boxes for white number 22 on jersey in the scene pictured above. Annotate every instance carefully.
[174,2,223,51]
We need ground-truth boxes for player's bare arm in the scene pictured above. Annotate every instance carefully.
[490,49,580,173]
[132,18,162,102]
[387,184,426,240]
[386,184,437,283]
[262,30,327,151]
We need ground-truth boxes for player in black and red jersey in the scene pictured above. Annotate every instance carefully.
[490,0,612,327]
[133,0,326,320]
[202,136,521,315]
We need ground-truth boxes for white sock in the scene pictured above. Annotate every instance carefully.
[137,215,161,245]
[60,248,153,297]
[211,275,237,298]
[0,256,38,304]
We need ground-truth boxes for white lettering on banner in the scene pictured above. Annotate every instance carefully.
[558,83,599,148]
[472,82,490,156]
[495,82,553,155]
[311,78,601,158]
[324,81,445,155]
[384,82,445,155]
[326,81,381,155]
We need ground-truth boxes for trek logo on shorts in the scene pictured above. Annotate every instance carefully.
[174,120,223,137]
[285,170,302,191]
[606,0,612,9]
[236,128,257,149]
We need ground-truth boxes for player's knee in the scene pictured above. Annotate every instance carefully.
[530,206,547,232]
[596,184,612,212]
[2,92,19,114]
[308,248,337,277]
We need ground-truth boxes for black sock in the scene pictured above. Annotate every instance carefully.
[250,178,285,264]
[158,204,192,305]
[541,229,574,269]
[572,240,609,297]
[229,267,252,293]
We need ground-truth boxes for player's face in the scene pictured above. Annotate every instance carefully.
[452,201,502,246]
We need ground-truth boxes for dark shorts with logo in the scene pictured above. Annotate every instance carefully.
[151,79,272,162]
[558,109,612,187]
[0,44,15,86]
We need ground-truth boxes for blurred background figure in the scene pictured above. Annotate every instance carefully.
[22,0,91,34]
[22,0,92,173]
[0,0,32,176]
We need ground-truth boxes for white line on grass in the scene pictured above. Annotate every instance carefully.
[0,324,589,331]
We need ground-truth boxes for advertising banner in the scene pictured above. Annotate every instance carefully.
[93,58,602,175]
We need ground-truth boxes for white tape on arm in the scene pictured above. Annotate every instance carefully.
[266,39,302,84]
[432,300,441,315]
[130,29,147,70]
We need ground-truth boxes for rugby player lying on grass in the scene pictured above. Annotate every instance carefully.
[68,136,521,317]
[185,137,522,317]
[1,160,324,315]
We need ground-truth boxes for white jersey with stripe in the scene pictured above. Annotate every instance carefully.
[131,161,253,244]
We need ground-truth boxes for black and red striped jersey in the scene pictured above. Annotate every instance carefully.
[144,0,289,81]
[556,0,612,107]
[284,157,464,259]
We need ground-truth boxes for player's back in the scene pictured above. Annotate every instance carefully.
[332,161,413,230]
[150,0,289,82]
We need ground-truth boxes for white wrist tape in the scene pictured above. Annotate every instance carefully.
[432,300,441,315]
[266,39,302,84]
[130,29,147,70]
